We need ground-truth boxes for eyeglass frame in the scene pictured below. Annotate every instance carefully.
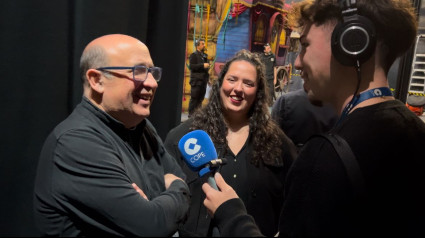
[96,66,162,83]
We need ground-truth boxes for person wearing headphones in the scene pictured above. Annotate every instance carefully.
[201,0,425,236]
[188,39,210,116]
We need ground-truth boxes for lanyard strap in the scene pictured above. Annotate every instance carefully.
[338,87,393,125]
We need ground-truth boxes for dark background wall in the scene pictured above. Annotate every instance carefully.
[0,0,187,236]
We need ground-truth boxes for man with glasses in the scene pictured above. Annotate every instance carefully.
[34,34,190,236]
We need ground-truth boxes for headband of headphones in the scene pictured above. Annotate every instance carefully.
[339,0,356,11]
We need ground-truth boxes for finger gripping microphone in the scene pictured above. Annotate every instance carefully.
[178,130,226,190]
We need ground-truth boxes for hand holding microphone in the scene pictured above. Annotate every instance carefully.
[202,172,239,217]
[178,130,227,190]
[178,130,238,218]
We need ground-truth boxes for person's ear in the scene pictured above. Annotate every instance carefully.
[86,69,105,94]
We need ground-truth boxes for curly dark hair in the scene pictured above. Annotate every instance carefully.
[289,0,417,71]
[190,49,286,166]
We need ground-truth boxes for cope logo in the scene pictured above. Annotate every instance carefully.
[184,138,201,155]
[373,88,382,96]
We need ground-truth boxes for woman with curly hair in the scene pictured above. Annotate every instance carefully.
[164,49,297,237]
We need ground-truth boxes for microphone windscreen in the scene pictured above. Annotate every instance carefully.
[178,130,217,172]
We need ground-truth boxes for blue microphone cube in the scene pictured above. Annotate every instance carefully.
[178,130,218,172]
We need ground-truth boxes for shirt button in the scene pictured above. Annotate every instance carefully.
[234,159,237,162]
[233,174,237,178]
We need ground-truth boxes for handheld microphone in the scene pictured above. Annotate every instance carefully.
[178,130,226,190]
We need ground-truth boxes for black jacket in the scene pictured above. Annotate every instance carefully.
[271,89,338,149]
[261,52,276,80]
[34,97,190,237]
[189,50,209,85]
[213,100,425,237]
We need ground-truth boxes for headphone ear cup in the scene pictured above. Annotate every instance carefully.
[331,15,376,66]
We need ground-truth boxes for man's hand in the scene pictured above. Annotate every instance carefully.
[132,183,148,200]
[204,63,210,69]
[164,173,184,189]
[202,172,239,217]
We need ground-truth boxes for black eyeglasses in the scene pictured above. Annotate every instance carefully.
[96,66,162,82]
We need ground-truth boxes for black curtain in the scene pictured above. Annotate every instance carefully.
[0,0,187,236]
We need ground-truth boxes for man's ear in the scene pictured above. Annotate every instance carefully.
[86,69,104,93]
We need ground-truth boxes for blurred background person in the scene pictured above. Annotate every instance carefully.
[260,43,276,105]
[272,88,337,151]
[188,38,210,116]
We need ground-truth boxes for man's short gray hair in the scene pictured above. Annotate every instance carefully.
[79,46,109,85]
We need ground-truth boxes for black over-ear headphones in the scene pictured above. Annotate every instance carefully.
[331,0,376,66]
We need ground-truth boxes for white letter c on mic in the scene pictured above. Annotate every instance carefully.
[184,138,201,155]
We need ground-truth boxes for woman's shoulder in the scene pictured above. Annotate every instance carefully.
[165,119,194,144]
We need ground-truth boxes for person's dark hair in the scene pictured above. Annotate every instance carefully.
[190,49,286,166]
[195,39,205,47]
[79,45,109,85]
[289,0,417,71]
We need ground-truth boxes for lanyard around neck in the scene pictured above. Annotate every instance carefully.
[337,87,393,125]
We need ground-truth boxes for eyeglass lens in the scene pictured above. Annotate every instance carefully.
[134,66,162,82]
